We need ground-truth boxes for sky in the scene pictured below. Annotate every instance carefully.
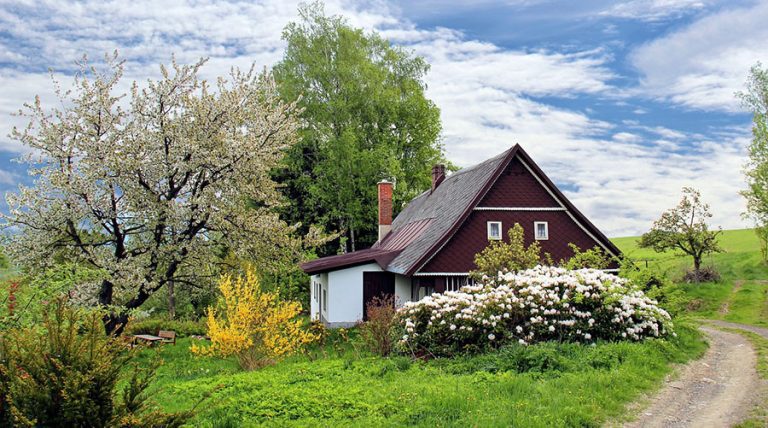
[0,0,766,237]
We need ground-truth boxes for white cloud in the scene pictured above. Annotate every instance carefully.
[601,0,710,21]
[0,0,752,236]
[630,1,768,111]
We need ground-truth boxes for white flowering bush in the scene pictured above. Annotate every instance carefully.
[394,266,672,357]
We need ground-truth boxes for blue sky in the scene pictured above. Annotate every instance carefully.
[0,0,765,236]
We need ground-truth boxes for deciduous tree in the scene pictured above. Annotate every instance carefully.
[738,62,768,262]
[639,187,723,277]
[3,53,301,333]
[272,3,445,253]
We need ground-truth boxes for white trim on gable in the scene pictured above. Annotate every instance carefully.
[474,207,566,211]
[517,158,619,258]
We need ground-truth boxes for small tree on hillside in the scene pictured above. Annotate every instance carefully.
[2,53,301,334]
[470,223,550,284]
[737,62,768,263]
[639,187,723,279]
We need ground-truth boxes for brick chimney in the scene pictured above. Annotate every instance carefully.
[431,164,446,193]
[377,180,393,242]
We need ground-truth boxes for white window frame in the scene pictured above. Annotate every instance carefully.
[534,221,549,240]
[322,288,327,312]
[487,221,502,240]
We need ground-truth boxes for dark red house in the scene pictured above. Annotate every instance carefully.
[301,145,621,327]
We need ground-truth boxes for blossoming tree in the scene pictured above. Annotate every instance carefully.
[3,53,301,333]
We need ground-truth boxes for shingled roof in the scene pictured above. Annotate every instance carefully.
[300,144,621,275]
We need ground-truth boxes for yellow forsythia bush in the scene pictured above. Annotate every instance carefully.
[191,267,316,369]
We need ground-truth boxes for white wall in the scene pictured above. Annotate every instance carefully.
[309,273,327,322]
[394,274,412,307]
[326,263,382,325]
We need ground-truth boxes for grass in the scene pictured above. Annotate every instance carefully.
[139,326,706,427]
[613,228,768,326]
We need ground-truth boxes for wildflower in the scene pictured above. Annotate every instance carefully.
[488,334,496,341]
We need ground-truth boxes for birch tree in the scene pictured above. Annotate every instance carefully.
[3,53,301,333]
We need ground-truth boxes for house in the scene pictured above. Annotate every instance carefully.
[301,144,622,327]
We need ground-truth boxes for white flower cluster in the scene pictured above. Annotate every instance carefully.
[395,266,672,356]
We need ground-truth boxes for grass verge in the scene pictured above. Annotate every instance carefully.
[141,324,706,427]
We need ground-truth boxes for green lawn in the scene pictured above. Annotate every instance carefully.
[613,228,767,325]
[1,228,762,426]
[140,327,705,427]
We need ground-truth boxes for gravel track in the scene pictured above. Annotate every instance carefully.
[621,325,764,428]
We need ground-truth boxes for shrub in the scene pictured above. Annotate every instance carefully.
[682,266,721,283]
[619,258,685,316]
[126,318,206,338]
[470,223,549,283]
[394,266,672,357]
[560,244,612,270]
[359,295,398,356]
[0,299,199,427]
[191,267,316,370]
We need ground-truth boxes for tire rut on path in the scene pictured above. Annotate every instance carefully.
[622,326,764,428]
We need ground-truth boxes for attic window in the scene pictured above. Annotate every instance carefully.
[534,221,549,240]
[487,221,502,240]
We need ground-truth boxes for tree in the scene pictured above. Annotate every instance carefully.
[639,187,723,277]
[272,2,445,253]
[3,53,301,334]
[737,62,768,263]
[470,223,549,283]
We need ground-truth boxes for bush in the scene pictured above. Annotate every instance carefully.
[126,318,206,338]
[191,267,316,370]
[394,266,672,357]
[0,299,200,427]
[470,223,548,283]
[359,295,398,356]
[560,244,612,270]
[682,266,721,283]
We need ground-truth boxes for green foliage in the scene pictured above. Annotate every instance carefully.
[126,318,207,338]
[619,257,686,316]
[756,224,768,263]
[639,187,723,276]
[272,2,445,253]
[470,223,546,283]
[0,262,103,330]
[738,63,768,243]
[561,243,612,270]
[0,300,201,427]
[131,325,704,427]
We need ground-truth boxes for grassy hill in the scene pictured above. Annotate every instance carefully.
[612,228,767,327]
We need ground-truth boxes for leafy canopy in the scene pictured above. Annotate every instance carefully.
[272,2,445,252]
[737,62,768,262]
[639,187,722,274]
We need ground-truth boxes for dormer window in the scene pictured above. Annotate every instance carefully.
[534,221,549,240]
[487,221,502,240]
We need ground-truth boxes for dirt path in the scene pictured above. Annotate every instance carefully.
[707,319,768,340]
[718,280,745,315]
[622,326,763,428]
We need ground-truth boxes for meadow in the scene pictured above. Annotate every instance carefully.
[132,229,766,426]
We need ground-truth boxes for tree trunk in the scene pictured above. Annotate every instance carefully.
[103,312,130,336]
[167,280,176,320]
[350,225,356,252]
[693,255,702,281]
